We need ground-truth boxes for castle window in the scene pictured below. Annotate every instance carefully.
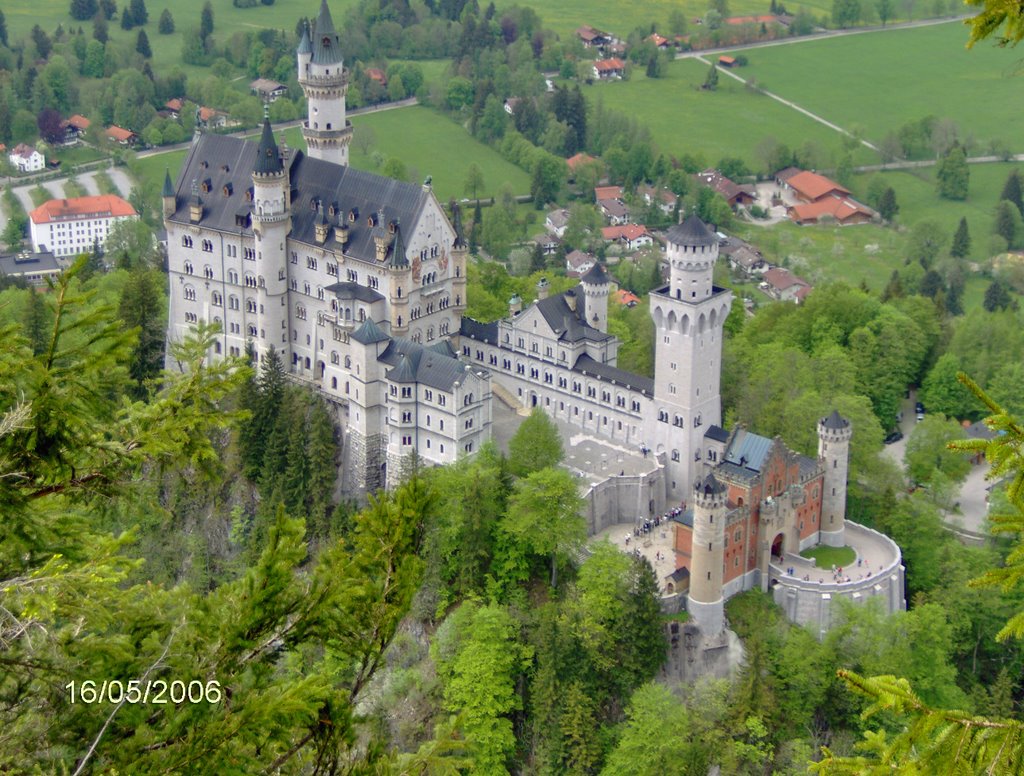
[246,299,257,313]
[671,450,679,461]
[327,263,338,276]
[183,285,196,301]
[248,324,257,337]
[229,295,239,310]
[184,311,198,323]
[331,351,340,365]
[631,400,640,412]
[244,248,255,261]
[317,287,325,300]
[402,387,412,398]
[307,257,318,270]
[558,377,567,388]
[245,274,257,288]
[402,412,412,423]
[184,261,194,275]
[586,386,596,398]
[695,451,701,461]
[344,355,351,368]
[658,410,668,422]
[212,291,222,306]
[544,373,552,384]
[601,391,610,403]
[182,235,193,248]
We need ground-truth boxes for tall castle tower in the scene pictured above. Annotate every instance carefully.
[648,215,732,501]
[580,262,611,333]
[817,410,852,547]
[298,0,354,167]
[688,473,727,635]
[251,112,290,360]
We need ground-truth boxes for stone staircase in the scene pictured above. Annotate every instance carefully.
[491,382,529,416]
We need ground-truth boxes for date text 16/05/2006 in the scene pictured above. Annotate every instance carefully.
[66,679,222,705]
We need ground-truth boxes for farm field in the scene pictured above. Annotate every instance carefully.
[582,57,874,172]
[513,0,833,40]
[4,0,357,83]
[739,22,1024,154]
[134,106,531,205]
[849,162,1024,262]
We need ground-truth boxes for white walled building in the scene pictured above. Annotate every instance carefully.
[9,143,44,173]
[29,194,138,258]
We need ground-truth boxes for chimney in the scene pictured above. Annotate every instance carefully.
[536,276,549,301]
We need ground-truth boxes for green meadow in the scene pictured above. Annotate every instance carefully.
[133,106,531,204]
[582,57,870,171]
[739,22,1024,153]
[5,0,358,82]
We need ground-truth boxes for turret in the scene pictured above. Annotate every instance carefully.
[251,109,290,360]
[580,262,611,333]
[386,217,411,335]
[687,473,727,635]
[508,293,522,316]
[817,410,852,547]
[296,19,311,77]
[162,167,176,219]
[665,214,718,302]
[536,276,549,301]
[299,0,354,166]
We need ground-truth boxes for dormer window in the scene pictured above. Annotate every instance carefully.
[388,219,397,234]
[367,213,377,228]
[328,202,337,216]
[310,197,319,211]
[220,164,230,172]
[322,36,330,47]
[245,188,253,202]
[222,183,233,197]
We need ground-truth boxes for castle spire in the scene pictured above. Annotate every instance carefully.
[254,108,283,175]
[297,19,311,55]
[311,0,342,65]
[162,167,174,198]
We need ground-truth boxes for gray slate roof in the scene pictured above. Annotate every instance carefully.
[168,134,434,267]
[254,117,283,175]
[723,428,773,472]
[667,214,716,246]
[821,409,849,430]
[572,353,653,396]
[705,425,729,443]
[351,317,390,344]
[379,338,477,391]
[581,262,610,285]
[326,281,385,303]
[311,0,343,65]
[696,472,727,495]
[535,287,612,344]
[0,250,61,276]
[460,317,499,344]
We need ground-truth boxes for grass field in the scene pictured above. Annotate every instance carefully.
[740,22,1024,154]
[62,178,88,198]
[583,57,874,172]
[800,544,856,568]
[849,162,1024,262]
[133,106,531,206]
[5,0,360,84]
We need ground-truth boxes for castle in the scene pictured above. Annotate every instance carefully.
[164,0,903,633]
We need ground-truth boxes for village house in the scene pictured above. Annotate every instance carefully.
[601,224,653,251]
[593,58,626,80]
[250,78,289,103]
[61,115,91,146]
[696,169,756,210]
[647,33,672,49]
[545,208,570,238]
[365,68,387,87]
[721,238,767,277]
[9,143,45,173]
[164,98,183,118]
[598,197,630,225]
[565,249,597,276]
[566,152,597,177]
[532,232,561,256]
[503,97,522,116]
[637,183,679,215]
[781,169,875,226]
[613,288,640,307]
[576,24,613,48]
[105,126,138,147]
[198,107,231,129]
[762,267,812,302]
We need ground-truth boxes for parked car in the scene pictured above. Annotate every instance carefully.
[884,430,904,445]
[915,401,925,421]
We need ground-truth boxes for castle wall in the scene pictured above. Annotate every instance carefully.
[771,521,905,638]
[582,470,666,536]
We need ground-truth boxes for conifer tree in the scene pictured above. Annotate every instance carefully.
[0,9,7,47]
[22,290,48,356]
[118,268,164,398]
[994,199,1018,247]
[877,186,898,221]
[99,0,116,19]
[305,398,338,540]
[950,216,970,258]
[880,269,903,302]
[1000,168,1023,214]
[129,0,148,25]
[158,8,174,33]
[200,0,214,39]
[93,15,108,42]
[135,27,151,58]
[70,0,98,22]
[703,62,719,90]
[120,6,134,29]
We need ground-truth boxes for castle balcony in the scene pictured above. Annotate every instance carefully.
[302,120,353,140]
[299,69,349,86]
[420,284,446,298]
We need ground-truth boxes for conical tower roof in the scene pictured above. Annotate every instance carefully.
[667,213,716,246]
[821,409,849,430]
[695,472,727,496]
[311,0,342,65]
[254,113,282,175]
[162,167,175,198]
[581,261,609,286]
[297,20,311,55]
[388,219,409,268]
[450,200,467,249]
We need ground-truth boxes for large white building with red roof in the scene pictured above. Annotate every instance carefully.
[30,194,138,257]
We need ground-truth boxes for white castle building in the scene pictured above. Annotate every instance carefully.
[165,0,903,632]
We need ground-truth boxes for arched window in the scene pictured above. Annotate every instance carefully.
[204,265,214,279]
[181,235,193,248]
[344,355,351,368]
[183,261,194,275]
[183,285,196,301]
